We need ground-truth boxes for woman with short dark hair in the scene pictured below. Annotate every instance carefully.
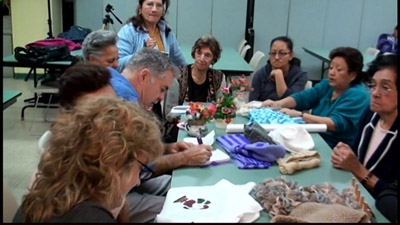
[177,34,225,104]
[262,47,370,148]
[331,55,398,201]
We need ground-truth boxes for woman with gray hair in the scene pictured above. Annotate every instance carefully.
[82,29,119,69]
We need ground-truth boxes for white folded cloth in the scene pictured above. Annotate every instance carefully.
[268,126,314,153]
[156,179,263,223]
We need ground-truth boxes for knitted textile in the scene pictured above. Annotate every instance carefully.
[249,108,305,124]
[216,134,286,169]
[253,177,363,219]
[271,202,369,223]
[276,150,320,174]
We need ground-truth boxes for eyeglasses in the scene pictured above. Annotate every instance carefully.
[269,52,291,57]
[136,159,155,180]
[144,2,164,10]
[367,83,395,95]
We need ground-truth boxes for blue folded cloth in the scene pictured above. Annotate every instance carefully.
[216,134,286,169]
[249,108,305,124]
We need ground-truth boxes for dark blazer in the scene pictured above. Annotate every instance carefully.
[352,107,399,198]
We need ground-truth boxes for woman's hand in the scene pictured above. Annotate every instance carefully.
[270,69,283,82]
[331,142,360,172]
[279,108,301,117]
[261,99,275,107]
[145,38,157,48]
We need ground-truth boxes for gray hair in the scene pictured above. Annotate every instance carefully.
[125,48,179,80]
[82,30,118,61]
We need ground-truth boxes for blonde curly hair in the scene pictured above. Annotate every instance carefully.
[21,96,164,222]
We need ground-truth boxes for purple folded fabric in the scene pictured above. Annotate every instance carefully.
[216,134,273,169]
[241,142,286,162]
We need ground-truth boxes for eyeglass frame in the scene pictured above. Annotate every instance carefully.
[136,159,155,180]
[143,1,164,10]
[268,51,291,58]
[367,83,396,95]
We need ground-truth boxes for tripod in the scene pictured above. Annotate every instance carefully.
[102,14,115,31]
[101,4,122,31]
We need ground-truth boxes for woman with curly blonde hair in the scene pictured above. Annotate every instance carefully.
[13,96,164,222]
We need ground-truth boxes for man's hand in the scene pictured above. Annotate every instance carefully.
[181,144,213,166]
[164,141,195,154]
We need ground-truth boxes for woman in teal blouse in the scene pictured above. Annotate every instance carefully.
[262,47,370,148]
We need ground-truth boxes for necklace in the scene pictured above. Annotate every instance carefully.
[191,68,207,85]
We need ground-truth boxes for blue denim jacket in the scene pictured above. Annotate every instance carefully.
[117,20,187,72]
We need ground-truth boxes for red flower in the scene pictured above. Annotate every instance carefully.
[225,118,232,124]
[208,104,217,114]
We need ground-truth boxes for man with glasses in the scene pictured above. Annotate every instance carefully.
[108,47,213,222]
[249,36,308,102]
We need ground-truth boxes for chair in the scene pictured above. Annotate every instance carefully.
[247,51,265,82]
[3,184,18,223]
[305,80,313,90]
[365,47,380,58]
[237,39,247,53]
[249,51,265,71]
[240,44,251,58]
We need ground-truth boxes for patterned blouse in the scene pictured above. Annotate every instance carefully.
[178,64,225,104]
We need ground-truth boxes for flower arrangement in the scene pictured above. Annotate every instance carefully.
[213,86,237,124]
[230,75,253,92]
[185,102,216,125]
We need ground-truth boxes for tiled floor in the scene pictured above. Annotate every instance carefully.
[3,77,59,205]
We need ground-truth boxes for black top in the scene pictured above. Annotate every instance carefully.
[13,201,116,223]
[187,68,210,102]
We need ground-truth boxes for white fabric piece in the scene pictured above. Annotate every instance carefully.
[156,179,262,223]
[226,123,327,133]
[268,126,314,153]
[201,149,231,166]
[170,105,190,114]
[236,101,262,116]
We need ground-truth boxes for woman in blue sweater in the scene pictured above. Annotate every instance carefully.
[331,55,398,201]
[262,47,370,148]
[117,0,187,72]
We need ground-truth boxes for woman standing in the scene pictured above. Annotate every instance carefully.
[249,36,308,101]
[117,0,186,71]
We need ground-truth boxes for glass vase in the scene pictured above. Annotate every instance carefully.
[215,118,234,129]
[185,119,208,137]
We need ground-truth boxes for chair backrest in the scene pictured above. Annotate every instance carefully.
[249,51,266,71]
[365,47,380,58]
[237,39,247,53]
[240,45,251,58]
[305,80,313,90]
[3,184,18,223]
